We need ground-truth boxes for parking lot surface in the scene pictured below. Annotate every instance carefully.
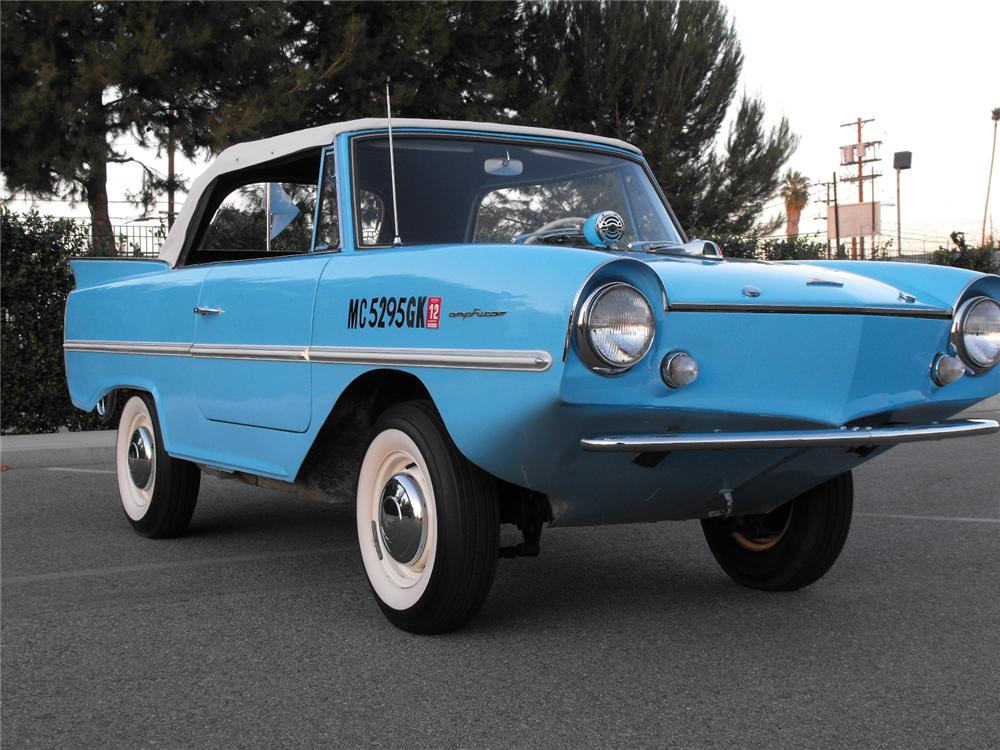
[3,405,999,748]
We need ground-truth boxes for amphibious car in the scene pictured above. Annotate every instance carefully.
[64,119,1000,633]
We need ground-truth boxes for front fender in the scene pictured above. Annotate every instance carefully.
[308,244,662,489]
[799,260,1000,309]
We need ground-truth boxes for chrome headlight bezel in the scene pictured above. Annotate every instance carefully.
[575,282,655,374]
[951,296,1000,374]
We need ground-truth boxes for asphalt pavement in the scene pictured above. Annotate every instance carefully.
[2,404,999,748]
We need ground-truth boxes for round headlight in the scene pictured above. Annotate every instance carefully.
[578,283,655,371]
[953,296,1000,371]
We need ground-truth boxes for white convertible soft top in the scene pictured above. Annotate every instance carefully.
[158,118,642,266]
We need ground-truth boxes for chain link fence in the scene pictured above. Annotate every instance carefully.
[78,222,166,257]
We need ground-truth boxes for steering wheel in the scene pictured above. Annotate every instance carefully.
[513,217,587,245]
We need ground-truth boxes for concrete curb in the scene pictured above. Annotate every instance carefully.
[1,431,116,469]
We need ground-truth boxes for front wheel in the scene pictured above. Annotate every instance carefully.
[701,472,853,591]
[356,401,499,634]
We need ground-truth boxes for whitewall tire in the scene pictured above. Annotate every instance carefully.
[356,401,499,634]
[116,394,200,538]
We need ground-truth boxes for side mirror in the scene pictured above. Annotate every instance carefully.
[701,240,723,257]
[681,239,724,257]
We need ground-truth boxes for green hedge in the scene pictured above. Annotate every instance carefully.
[708,234,831,261]
[706,235,914,262]
[1,209,101,433]
[930,243,999,274]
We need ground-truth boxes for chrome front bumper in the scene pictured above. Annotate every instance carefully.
[580,419,1000,452]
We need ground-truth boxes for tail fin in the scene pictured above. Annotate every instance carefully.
[69,258,169,290]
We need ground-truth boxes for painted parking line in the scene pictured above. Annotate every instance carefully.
[44,467,116,475]
[857,512,1000,524]
[1,545,352,585]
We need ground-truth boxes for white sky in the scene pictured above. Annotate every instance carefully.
[5,0,999,253]
[728,0,1000,250]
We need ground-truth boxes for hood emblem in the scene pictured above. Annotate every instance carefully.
[742,286,761,298]
[807,278,844,287]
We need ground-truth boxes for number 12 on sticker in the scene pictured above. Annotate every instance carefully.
[426,297,442,329]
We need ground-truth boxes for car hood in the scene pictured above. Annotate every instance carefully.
[630,254,953,316]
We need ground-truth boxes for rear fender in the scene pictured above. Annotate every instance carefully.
[69,258,171,290]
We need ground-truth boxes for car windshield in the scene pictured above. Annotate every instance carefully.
[351,136,683,250]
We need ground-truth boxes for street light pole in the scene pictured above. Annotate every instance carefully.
[896,169,903,256]
[893,151,912,257]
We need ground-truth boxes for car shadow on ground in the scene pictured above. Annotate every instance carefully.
[186,489,839,636]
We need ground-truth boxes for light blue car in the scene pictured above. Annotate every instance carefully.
[64,119,1000,633]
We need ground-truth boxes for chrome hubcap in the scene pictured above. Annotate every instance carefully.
[378,473,427,565]
[127,426,154,490]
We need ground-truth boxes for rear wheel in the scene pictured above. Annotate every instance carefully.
[116,394,200,538]
[701,472,853,591]
[356,401,499,634]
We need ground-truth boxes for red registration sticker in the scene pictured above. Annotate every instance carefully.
[426,297,442,329]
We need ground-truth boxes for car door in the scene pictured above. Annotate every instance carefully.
[187,173,335,433]
[191,253,330,432]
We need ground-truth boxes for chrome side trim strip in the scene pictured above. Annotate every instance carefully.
[308,346,552,371]
[64,340,552,372]
[669,303,953,319]
[63,340,192,356]
[189,344,307,362]
[580,419,1000,452]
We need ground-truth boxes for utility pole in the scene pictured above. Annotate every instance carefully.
[832,172,841,256]
[823,180,832,258]
[984,108,999,246]
[839,117,882,259]
[813,177,835,258]
[871,167,877,252]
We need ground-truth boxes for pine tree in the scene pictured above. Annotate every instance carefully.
[516,1,796,235]
[0,2,299,252]
[2,1,796,243]
[285,2,522,123]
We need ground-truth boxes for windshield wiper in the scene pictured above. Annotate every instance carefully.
[627,240,685,253]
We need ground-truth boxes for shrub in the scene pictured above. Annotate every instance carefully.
[1,209,102,433]
[704,233,830,261]
[930,245,998,274]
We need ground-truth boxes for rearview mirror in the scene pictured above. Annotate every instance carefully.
[485,156,523,176]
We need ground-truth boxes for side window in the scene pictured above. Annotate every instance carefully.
[313,148,340,250]
[198,182,316,256]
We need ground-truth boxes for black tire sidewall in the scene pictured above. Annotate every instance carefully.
[702,473,854,591]
[361,401,499,633]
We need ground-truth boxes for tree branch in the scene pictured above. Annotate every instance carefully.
[108,156,165,180]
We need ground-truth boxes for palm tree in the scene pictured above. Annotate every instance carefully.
[983,107,1000,246]
[779,170,810,238]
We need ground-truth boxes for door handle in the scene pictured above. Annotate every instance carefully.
[194,306,223,316]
